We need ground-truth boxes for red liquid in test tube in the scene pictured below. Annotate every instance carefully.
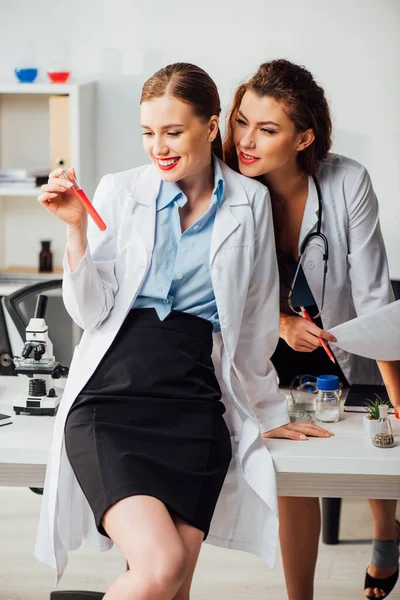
[61,170,107,231]
[73,188,107,231]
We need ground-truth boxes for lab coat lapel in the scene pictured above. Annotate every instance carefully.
[210,207,240,266]
[210,160,248,266]
[297,175,326,311]
[126,164,160,262]
[298,175,319,252]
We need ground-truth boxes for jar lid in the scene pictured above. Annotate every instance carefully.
[317,374,339,391]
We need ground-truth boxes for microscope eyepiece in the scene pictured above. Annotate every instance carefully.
[34,295,48,319]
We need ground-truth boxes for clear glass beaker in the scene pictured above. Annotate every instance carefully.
[290,374,318,412]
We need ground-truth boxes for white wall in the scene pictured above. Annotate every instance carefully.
[1,0,400,277]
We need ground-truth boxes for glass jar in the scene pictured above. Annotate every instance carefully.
[372,405,395,448]
[290,374,318,412]
[315,374,340,423]
[288,409,313,423]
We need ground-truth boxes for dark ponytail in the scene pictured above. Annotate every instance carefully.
[212,130,223,160]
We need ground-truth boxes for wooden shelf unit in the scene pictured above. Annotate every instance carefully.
[0,81,96,270]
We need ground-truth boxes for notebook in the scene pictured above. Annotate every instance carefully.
[343,385,393,413]
[0,413,12,427]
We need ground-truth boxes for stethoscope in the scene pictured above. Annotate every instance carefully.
[287,176,329,319]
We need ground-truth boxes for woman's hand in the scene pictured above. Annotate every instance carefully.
[38,167,87,229]
[280,314,336,352]
[262,422,334,441]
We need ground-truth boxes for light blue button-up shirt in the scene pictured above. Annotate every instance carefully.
[132,159,224,332]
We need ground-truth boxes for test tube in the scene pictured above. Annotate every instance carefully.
[61,170,107,231]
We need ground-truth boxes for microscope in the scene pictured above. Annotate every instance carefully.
[12,294,69,416]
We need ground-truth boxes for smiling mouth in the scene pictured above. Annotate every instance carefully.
[239,151,260,165]
[156,157,181,171]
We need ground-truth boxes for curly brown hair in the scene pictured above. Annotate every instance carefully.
[141,62,223,160]
[223,59,332,175]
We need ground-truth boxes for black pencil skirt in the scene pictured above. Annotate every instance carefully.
[64,309,232,538]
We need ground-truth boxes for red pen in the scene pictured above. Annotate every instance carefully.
[299,305,336,364]
[61,170,107,232]
[395,408,400,420]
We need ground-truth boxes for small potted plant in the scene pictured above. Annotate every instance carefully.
[363,394,392,438]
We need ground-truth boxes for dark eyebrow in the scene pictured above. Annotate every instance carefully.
[140,123,185,129]
[237,109,280,128]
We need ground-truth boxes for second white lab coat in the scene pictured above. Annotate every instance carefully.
[298,154,394,383]
[34,159,289,583]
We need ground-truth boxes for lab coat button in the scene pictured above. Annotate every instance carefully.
[307,261,315,269]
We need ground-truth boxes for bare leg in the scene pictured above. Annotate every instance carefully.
[172,516,205,600]
[102,495,188,600]
[278,496,321,600]
[365,499,398,599]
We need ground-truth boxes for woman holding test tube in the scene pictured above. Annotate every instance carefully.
[224,59,400,600]
[35,62,328,600]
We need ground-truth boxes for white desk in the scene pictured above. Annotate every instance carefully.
[0,377,52,487]
[0,376,399,498]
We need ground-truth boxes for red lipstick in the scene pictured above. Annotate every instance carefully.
[239,151,260,165]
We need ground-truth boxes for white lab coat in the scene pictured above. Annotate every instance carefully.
[34,158,290,583]
[298,154,394,384]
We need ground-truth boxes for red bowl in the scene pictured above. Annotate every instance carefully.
[47,71,70,83]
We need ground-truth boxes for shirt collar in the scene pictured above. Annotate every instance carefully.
[157,180,184,212]
[157,155,225,212]
[212,155,225,208]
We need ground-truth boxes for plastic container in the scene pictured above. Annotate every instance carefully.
[315,374,340,423]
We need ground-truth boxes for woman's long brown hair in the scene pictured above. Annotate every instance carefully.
[223,59,332,176]
[223,60,333,296]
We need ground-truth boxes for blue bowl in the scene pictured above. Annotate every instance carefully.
[15,67,38,83]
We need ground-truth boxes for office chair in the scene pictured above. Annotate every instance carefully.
[322,279,400,545]
[4,279,77,368]
[4,281,104,600]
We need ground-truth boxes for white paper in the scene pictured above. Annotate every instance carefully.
[328,300,400,360]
